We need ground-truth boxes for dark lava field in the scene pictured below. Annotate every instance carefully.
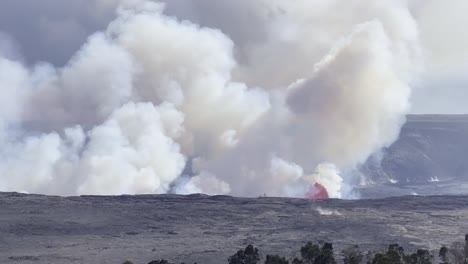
[1,193,468,264]
[2,115,468,263]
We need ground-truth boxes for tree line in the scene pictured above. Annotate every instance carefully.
[123,234,468,264]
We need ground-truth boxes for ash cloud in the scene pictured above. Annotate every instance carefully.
[0,0,423,198]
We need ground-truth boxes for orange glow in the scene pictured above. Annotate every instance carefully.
[306,183,329,200]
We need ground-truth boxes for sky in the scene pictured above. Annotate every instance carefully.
[409,0,468,113]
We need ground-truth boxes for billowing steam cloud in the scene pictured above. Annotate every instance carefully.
[0,0,421,198]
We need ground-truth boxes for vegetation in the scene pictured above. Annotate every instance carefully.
[147,260,170,264]
[294,241,336,264]
[342,246,363,264]
[125,235,468,264]
[228,244,261,264]
[265,255,289,264]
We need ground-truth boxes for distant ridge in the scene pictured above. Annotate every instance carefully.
[406,114,468,122]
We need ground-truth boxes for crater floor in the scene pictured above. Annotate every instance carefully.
[1,193,467,263]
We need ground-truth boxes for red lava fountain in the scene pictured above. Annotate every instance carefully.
[306,183,329,200]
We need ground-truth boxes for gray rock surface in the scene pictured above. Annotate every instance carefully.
[360,115,468,197]
[1,192,468,264]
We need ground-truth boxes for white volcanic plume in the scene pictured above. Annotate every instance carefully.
[0,0,421,198]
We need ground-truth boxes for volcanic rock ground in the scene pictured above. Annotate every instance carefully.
[360,114,468,198]
[2,115,468,263]
[1,193,468,264]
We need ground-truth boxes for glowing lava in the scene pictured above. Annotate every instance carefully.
[306,183,329,200]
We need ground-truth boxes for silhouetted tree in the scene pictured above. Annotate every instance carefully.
[343,245,364,264]
[465,235,468,264]
[228,244,260,264]
[292,258,305,264]
[404,249,432,264]
[372,244,405,264]
[316,242,336,264]
[148,260,170,264]
[300,242,320,264]
[265,254,289,264]
[439,246,448,264]
[299,241,335,264]
[448,242,466,264]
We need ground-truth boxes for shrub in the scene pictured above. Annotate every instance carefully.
[228,244,260,264]
[342,245,363,264]
[300,242,320,263]
[404,249,432,264]
[148,260,171,264]
[265,254,289,264]
[439,246,448,264]
[292,258,304,264]
[299,241,335,264]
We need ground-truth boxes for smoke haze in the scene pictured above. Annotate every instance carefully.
[0,0,440,197]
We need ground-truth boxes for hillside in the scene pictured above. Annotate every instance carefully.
[359,114,468,198]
